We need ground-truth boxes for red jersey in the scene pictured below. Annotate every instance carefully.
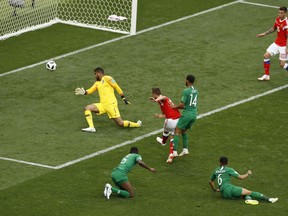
[158,97,181,119]
[274,17,288,46]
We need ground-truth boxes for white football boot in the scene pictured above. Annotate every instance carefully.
[104,183,112,200]
[82,127,96,132]
[268,198,278,203]
[137,120,142,127]
[156,137,166,146]
[179,148,189,156]
[258,74,270,81]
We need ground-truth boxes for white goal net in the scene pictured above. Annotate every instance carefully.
[0,0,138,40]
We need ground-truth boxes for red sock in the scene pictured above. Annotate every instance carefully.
[162,135,168,144]
[169,140,174,154]
[264,59,270,75]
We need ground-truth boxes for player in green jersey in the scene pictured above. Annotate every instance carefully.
[103,147,156,199]
[170,74,198,157]
[209,156,278,205]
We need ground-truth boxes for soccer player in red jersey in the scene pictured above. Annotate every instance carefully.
[256,6,288,81]
[149,87,181,163]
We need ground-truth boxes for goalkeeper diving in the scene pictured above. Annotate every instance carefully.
[75,67,142,132]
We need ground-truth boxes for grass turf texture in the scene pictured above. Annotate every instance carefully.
[1,0,288,215]
[0,88,287,216]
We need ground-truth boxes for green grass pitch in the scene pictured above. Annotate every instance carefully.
[0,0,288,215]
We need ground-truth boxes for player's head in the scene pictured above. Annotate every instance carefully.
[130,147,139,154]
[186,74,195,86]
[278,6,287,19]
[219,156,228,166]
[152,87,161,98]
[94,67,104,81]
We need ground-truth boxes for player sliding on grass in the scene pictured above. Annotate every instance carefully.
[209,156,278,205]
[257,6,288,81]
[75,67,141,132]
[170,74,198,157]
[104,147,156,199]
[149,87,181,163]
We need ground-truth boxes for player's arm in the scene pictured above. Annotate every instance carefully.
[149,95,166,102]
[237,170,252,180]
[209,180,220,192]
[75,83,97,95]
[106,77,131,105]
[154,113,166,118]
[137,160,156,173]
[170,101,185,109]
[256,26,276,38]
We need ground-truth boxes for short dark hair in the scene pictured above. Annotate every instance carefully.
[130,147,139,154]
[186,74,195,84]
[152,87,161,95]
[94,67,104,74]
[219,156,228,165]
[279,6,287,12]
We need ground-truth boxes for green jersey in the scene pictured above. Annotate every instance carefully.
[181,86,198,116]
[114,153,142,175]
[210,166,240,190]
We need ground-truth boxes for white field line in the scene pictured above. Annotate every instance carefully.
[1,84,287,169]
[0,156,57,169]
[239,0,278,9]
[0,0,239,78]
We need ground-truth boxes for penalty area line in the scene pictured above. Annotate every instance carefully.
[54,83,288,169]
[0,156,57,169]
[1,84,287,169]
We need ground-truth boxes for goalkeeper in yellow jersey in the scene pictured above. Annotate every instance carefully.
[75,67,142,132]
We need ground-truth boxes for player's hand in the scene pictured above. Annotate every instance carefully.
[256,33,264,38]
[215,189,220,192]
[149,97,156,102]
[75,87,86,95]
[150,168,156,173]
[121,96,131,105]
[247,170,252,175]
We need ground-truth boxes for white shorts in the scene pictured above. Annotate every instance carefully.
[267,42,288,61]
[163,118,179,136]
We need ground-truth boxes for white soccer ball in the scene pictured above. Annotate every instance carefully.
[46,60,57,71]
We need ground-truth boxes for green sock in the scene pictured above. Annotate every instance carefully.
[251,191,269,201]
[173,135,180,151]
[112,187,130,198]
[182,133,188,149]
[245,195,252,200]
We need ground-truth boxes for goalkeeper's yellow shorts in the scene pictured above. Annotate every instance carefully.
[94,102,121,119]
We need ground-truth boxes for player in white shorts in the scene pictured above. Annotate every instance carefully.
[149,88,181,163]
[256,6,288,81]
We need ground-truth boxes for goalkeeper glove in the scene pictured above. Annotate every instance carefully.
[121,95,131,105]
[75,87,86,95]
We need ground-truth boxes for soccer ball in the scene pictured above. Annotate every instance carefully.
[46,60,57,71]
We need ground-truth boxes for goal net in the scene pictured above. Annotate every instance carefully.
[0,0,138,40]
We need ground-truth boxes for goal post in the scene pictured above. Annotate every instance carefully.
[0,0,138,41]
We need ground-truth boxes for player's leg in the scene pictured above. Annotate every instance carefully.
[82,103,101,132]
[179,116,196,156]
[258,43,276,81]
[113,117,142,128]
[157,119,174,146]
[172,127,182,157]
[241,187,277,203]
[105,172,131,199]
[106,105,141,128]
[278,46,288,71]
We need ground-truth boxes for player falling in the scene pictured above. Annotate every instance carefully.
[149,87,181,163]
